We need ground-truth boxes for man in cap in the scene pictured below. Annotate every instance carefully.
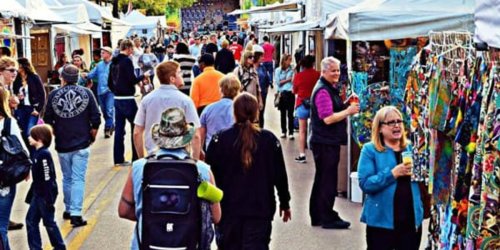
[228,36,243,63]
[44,64,101,227]
[82,46,115,138]
[133,61,201,160]
[189,36,203,59]
[190,54,225,115]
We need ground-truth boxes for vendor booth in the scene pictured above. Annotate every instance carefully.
[324,0,498,249]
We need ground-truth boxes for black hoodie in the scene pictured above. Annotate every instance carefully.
[108,53,145,97]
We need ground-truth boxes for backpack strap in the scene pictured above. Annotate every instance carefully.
[1,118,11,137]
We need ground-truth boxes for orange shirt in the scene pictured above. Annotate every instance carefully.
[190,67,224,108]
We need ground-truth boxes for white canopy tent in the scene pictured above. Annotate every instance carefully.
[15,0,65,23]
[0,1,30,20]
[123,10,165,39]
[228,1,300,15]
[474,0,499,48]
[266,0,360,34]
[325,0,475,41]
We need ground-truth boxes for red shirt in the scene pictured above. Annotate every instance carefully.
[293,68,320,107]
[262,42,275,62]
[228,43,243,61]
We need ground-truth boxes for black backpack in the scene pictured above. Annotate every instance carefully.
[0,118,32,188]
[138,154,202,250]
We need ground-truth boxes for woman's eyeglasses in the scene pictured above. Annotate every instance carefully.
[381,119,403,127]
[3,68,18,73]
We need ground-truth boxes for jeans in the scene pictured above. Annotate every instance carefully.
[262,61,274,83]
[279,91,295,135]
[58,148,90,216]
[309,143,341,224]
[98,92,115,130]
[0,185,15,250]
[366,226,422,250]
[26,195,66,250]
[114,99,138,164]
[14,105,38,139]
[217,217,272,250]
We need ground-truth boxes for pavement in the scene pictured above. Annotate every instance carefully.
[7,89,428,249]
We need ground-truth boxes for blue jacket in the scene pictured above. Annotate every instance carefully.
[357,142,423,229]
[86,60,111,96]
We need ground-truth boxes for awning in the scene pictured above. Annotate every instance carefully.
[228,1,299,15]
[0,1,30,20]
[259,19,304,30]
[53,24,93,35]
[0,32,33,39]
[266,20,320,34]
[15,0,65,23]
[474,0,500,48]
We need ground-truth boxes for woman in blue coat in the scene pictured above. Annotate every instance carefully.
[357,106,423,250]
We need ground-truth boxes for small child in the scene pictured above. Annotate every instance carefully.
[25,124,66,250]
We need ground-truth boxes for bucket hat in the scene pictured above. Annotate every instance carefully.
[151,108,195,149]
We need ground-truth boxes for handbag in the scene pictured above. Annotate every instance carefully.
[274,92,281,108]
[302,98,311,109]
[418,181,431,219]
[0,118,32,188]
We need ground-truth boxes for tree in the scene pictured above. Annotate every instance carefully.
[114,0,198,16]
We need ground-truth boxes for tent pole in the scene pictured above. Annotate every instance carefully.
[346,39,352,201]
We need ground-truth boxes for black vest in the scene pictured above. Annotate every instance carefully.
[310,77,347,145]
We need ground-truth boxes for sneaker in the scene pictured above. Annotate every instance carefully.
[115,161,132,167]
[109,126,115,136]
[63,211,71,220]
[104,129,111,139]
[8,221,23,230]
[280,134,287,139]
[70,216,87,228]
[321,218,351,229]
[294,155,306,163]
[289,135,294,140]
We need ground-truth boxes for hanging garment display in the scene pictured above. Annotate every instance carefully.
[404,31,498,249]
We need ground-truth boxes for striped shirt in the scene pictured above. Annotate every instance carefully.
[172,54,196,93]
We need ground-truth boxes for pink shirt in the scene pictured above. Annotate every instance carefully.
[315,89,334,119]
[262,42,275,62]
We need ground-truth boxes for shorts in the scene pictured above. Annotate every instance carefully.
[295,104,310,119]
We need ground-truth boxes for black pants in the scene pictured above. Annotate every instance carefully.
[217,217,272,250]
[279,91,295,135]
[366,226,422,250]
[309,143,341,223]
[259,91,268,128]
[197,105,207,116]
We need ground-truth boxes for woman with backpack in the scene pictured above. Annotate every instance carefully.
[206,93,291,250]
[0,86,29,250]
[118,107,221,250]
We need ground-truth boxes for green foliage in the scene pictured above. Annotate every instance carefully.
[118,0,197,15]
[256,0,282,6]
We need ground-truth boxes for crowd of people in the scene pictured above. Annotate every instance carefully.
[0,27,425,249]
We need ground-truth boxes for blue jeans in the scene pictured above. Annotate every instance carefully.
[26,195,66,250]
[14,105,38,139]
[98,92,115,130]
[58,148,90,216]
[114,99,138,164]
[0,185,16,250]
[262,61,274,83]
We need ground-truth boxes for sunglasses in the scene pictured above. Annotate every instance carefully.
[3,68,18,73]
[381,119,403,127]
[248,56,254,59]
